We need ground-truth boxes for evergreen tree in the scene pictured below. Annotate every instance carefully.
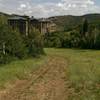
[81,19,89,36]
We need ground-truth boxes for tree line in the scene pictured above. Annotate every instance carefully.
[0,18,100,64]
[0,23,44,64]
[44,19,100,49]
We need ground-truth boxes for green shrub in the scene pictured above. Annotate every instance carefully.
[0,24,26,64]
[25,28,44,57]
[95,34,100,49]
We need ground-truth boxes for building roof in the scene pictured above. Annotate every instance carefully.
[30,17,51,23]
[30,17,39,22]
[38,18,51,22]
[8,16,26,20]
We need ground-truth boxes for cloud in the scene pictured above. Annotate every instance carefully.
[20,4,27,8]
[32,0,100,17]
[57,0,95,11]
[0,0,99,17]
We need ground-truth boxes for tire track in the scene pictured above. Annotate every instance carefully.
[0,56,70,100]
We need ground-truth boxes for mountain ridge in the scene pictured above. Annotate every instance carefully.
[0,12,100,31]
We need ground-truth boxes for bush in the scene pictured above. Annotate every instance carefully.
[44,32,63,48]
[0,24,45,64]
[0,24,26,63]
[44,31,81,48]
[6,31,27,58]
[0,53,11,64]
[25,28,44,57]
[94,34,100,49]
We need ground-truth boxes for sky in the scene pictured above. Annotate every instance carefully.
[0,0,100,17]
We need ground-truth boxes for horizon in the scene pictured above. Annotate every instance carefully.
[1,11,100,18]
[0,0,100,18]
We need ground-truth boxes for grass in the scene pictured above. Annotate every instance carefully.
[45,48,100,100]
[0,56,47,89]
[0,48,100,100]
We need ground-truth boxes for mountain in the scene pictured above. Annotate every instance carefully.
[49,14,100,31]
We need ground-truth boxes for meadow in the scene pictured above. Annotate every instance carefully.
[0,56,47,89]
[0,48,100,100]
[45,48,100,100]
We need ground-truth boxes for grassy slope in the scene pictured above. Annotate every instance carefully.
[0,56,47,89]
[45,48,100,100]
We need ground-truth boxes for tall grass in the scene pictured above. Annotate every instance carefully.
[45,48,100,100]
[0,48,100,99]
[0,56,46,89]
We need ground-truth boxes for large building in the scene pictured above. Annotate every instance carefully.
[8,16,56,36]
[8,16,29,36]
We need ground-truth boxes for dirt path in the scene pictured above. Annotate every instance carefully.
[0,56,71,100]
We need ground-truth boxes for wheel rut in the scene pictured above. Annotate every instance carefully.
[0,56,70,100]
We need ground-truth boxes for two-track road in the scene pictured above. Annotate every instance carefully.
[0,56,71,100]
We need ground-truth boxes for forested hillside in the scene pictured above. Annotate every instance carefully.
[49,14,100,31]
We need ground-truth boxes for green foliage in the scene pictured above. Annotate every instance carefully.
[0,53,12,64]
[25,28,44,57]
[81,19,89,36]
[50,14,100,32]
[61,32,71,48]
[63,31,80,48]
[80,25,100,49]
[0,15,8,24]
[45,31,81,48]
[45,18,100,50]
[94,31,100,49]
[44,32,63,48]
[73,32,80,47]
[6,31,26,58]
[0,24,44,64]
[0,24,26,63]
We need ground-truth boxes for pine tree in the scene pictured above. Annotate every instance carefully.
[81,19,88,37]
